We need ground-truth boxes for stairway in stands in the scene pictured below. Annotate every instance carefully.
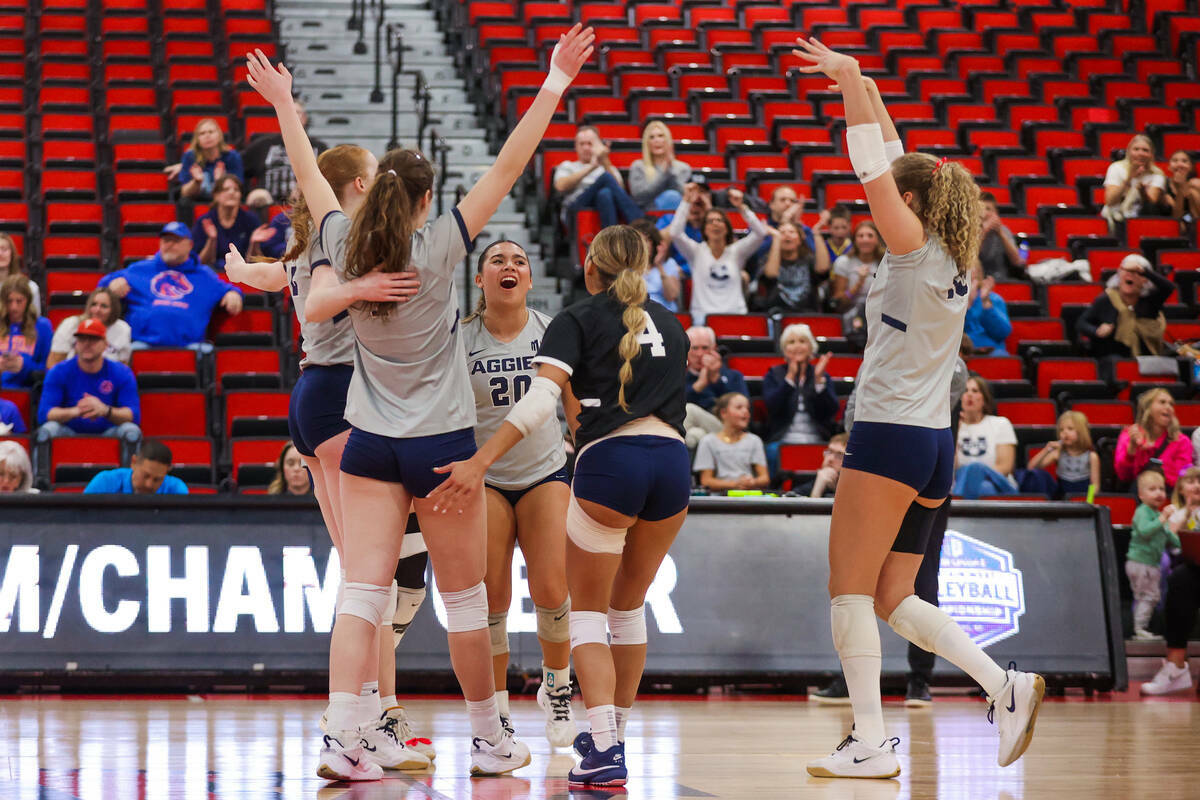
[274,0,563,315]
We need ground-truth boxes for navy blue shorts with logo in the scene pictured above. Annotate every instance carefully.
[572,435,691,521]
[288,364,354,458]
[842,421,955,500]
[340,426,477,498]
[486,465,570,508]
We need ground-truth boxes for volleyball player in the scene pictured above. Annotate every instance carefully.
[791,38,1043,778]
[430,226,691,787]
[246,25,595,782]
[461,240,580,747]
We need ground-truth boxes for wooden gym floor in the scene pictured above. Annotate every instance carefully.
[1,689,1197,799]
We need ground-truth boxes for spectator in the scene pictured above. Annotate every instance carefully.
[1170,466,1200,534]
[179,117,244,201]
[46,288,132,368]
[241,98,328,210]
[962,264,1013,356]
[630,218,682,312]
[627,120,692,212]
[83,437,188,495]
[1146,524,1200,693]
[99,222,244,349]
[753,186,813,262]
[953,376,1018,498]
[1077,253,1173,359]
[553,124,642,229]
[1165,149,1200,224]
[35,318,141,448]
[268,441,313,496]
[812,204,853,265]
[667,183,767,324]
[763,323,839,477]
[655,180,710,272]
[682,326,749,448]
[0,233,39,314]
[694,392,769,492]
[1115,387,1193,489]
[756,220,830,314]
[1,275,52,389]
[1127,469,1180,640]
[977,191,1027,281]
[192,175,267,271]
[256,207,292,260]
[1026,411,1100,497]
[799,431,848,498]
[1101,134,1167,230]
[0,393,24,434]
[0,440,34,493]
[830,220,885,314]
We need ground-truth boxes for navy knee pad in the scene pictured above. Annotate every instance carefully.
[891,500,944,555]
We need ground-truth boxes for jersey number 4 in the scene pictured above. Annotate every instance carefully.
[637,316,667,356]
[489,374,532,407]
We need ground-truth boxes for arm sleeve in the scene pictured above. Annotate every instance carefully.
[163,476,190,495]
[315,210,351,274]
[1074,296,1108,339]
[533,310,583,376]
[1142,267,1176,308]
[49,317,76,354]
[750,434,767,467]
[665,199,700,261]
[82,472,112,494]
[806,373,840,421]
[1103,161,1124,188]
[730,206,769,260]
[191,217,209,254]
[761,366,795,416]
[96,268,125,289]
[225,149,244,181]
[179,151,195,185]
[1114,427,1136,482]
[115,365,140,424]
[994,416,1018,446]
[37,366,64,424]
[110,322,132,364]
[692,436,716,472]
[1163,437,1194,486]
[1131,506,1159,542]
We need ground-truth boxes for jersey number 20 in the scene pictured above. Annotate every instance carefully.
[489,374,532,407]
[638,316,666,356]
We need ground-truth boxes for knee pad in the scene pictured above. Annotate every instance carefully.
[887,594,954,654]
[830,594,880,659]
[536,599,571,643]
[488,611,510,655]
[893,501,940,555]
[338,582,393,627]
[440,581,488,633]
[566,495,627,555]
[569,610,608,650]
[394,550,428,589]
[392,586,425,648]
[607,606,646,646]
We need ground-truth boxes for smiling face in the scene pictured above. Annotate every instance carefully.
[1169,150,1194,179]
[853,224,879,259]
[476,241,532,306]
[720,394,751,430]
[1180,474,1200,505]
[703,210,730,245]
[1126,136,1154,167]
[782,334,813,364]
[828,216,851,241]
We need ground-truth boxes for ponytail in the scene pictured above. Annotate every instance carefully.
[587,225,650,412]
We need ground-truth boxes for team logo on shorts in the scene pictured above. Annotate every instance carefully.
[99,380,114,395]
[150,270,195,301]
[938,530,1026,649]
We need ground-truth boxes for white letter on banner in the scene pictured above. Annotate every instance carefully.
[282,547,339,633]
[644,555,683,634]
[0,545,39,633]
[146,546,210,633]
[78,545,140,633]
[507,551,536,632]
[213,546,279,633]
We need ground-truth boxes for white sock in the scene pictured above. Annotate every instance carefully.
[326,691,365,734]
[359,681,381,719]
[543,664,571,692]
[587,704,617,752]
[888,595,1008,698]
[465,695,503,742]
[495,689,510,717]
[614,706,632,742]
[830,594,886,746]
[380,694,398,711]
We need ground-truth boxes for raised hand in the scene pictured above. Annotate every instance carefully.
[201,218,218,239]
[224,244,250,283]
[250,224,275,244]
[813,351,832,380]
[189,163,204,183]
[213,161,227,182]
[548,23,596,85]
[245,48,295,109]
[683,182,701,204]
[792,37,861,84]
[727,187,745,209]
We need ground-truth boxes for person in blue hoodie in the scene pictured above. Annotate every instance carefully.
[962,264,1013,357]
[98,222,243,349]
[1,275,53,389]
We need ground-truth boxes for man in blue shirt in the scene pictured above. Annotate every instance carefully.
[35,318,141,447]
[0,395,24,434]
[84,438,188,495]
[98,222,243,349]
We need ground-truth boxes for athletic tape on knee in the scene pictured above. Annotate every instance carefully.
[566,495,627,554]
[488,611,510,655]
[536,599,571,643]
[887,594,956,654]
[569,610,609,650]
[607,606,647,646]
[338,582,392,627]
[504,376,561,437]
[830,594,880,659]
[846,123,890,184]
[440,581,488,633]
[392,586,425,648]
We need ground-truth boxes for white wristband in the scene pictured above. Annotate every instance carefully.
[884,139,905,164]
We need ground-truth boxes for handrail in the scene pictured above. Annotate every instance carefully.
[370,0,387,103]
[384,26,432,152]
[349,0,368,56]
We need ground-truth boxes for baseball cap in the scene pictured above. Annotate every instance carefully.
[160,221,192,239]
[75,318,108,339]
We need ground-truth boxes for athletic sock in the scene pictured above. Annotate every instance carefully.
[326,691,364,735]
[587,704,617,752]
[888,595,1007,698]
[614,706,632,742]
[495,689,510,717]
[465,695,503,742]
[831,594,886,746]
[380,694,398,712]
[543,664,571,692]
[359,681,381,719]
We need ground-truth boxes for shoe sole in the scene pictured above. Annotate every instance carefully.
[806,764,901,779]
[808,695,852,706]
[377,757,431,771]
[568,776,628,787]
[469,752,532,777]
[903,698,932,708]
[998,674,1045,768]
[316,763,381,782]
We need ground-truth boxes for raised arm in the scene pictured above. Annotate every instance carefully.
[665,188,701,260]
[458,24,595,239]
[729,189,768,257]
[245,50,341,225]
[223,244,289,292]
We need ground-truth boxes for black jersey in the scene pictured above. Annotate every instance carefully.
[535,291,688,449]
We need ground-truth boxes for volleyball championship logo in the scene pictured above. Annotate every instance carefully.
[938,530,1026,649]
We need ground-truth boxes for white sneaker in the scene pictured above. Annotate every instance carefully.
[1140,659,1193,695]
[469,729,532,776]
[382,706,436,761]
[537,682,578,747]
[987,667,1045,767]
[806,735,901,779]
[360,715,431,770]
[316,733,384,782]
[1133,628,1163,641]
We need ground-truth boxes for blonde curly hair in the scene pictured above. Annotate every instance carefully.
[890,153,981,275]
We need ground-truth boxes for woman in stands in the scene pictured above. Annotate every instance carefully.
[192,175,264,271]
[461,240,579,747]
[268,441,313,496]
[761,322,839,481]
[1115,387,1193,490]
[1,275,52,389]
[46,288,131,368]
[246,25,595,782]
[1166,150,1200,224]
[953,375,1019,498]
[627,121,692,212]
[0,234,38,314]
[429,225,690,788]
[1101,134,1168,230]
[792,38,1043,778]
[830,220,885,314]
[180,117,245,201]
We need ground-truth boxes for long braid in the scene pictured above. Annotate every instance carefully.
[588,226,650,412]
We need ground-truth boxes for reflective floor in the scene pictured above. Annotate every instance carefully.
[1,692,1197,799]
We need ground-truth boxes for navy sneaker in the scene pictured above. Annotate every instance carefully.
[572,731,594,759]
[568,742,626,787]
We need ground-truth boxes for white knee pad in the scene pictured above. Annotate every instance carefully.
[887,594,954,654]
[569,610,608,650]
[607,606,647,646]
[536,599,571,643]
[830,594,880,659]
[566,495,627,555]
[392,586,425,648]
[440,581,488,633]
[488,611,510,655]
[339,582,393,627]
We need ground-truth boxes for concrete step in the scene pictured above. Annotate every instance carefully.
[291,64,463,88]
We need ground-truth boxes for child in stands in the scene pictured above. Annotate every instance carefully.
[1026,411,1100,496]
[1168,466,1200,534]
[1127,469,1180,640]
[694,392,769,492]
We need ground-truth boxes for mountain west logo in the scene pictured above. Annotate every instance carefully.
[150,270,195,301]
[938,530,1026,648]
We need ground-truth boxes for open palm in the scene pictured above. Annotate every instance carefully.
[792,37,861,83]
[244,48,294,108]
[550,23,596,81]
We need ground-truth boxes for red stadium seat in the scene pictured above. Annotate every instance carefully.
[158,436,215,484]
[224,390,290,439]
[51,437,121,484]
[706,314,769,339]
[214,348,282,390]
[996,399,1057,426]
[0,388,29,426]
[725,355,777,379]
[231,437,289,486]
[1036,358,1100,399]
[139,391,209,437]
[1069,401,1133,426]
[1093,493,1136,526]
[968,357,1024,382]
[778,443,826,472]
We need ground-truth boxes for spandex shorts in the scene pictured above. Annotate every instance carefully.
[288,364,353,458]
[842,421,954,500]
[486,465,570,508]
[340,426,477,498]
[572,435,691,521]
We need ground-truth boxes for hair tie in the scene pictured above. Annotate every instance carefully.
[932,157,948,175]
[387,169,397,177]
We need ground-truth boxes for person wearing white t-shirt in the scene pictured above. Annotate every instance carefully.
[952,375,1018,497]
[1102,134,1167,230]
[46,288,132,368]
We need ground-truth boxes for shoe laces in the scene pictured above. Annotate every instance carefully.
[500,714,515,736]
[986,661,1021,725]
[835,734,857,752]
[547,686,573,722]
[378,715,401,745]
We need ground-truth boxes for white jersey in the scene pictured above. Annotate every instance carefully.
[853,236,968,429]
[461,309,567,489]
[291,232,355,368]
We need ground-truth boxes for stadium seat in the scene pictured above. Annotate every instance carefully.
[231,437,289,487]
[224,390,290,439]
[139,390,209,437]
[159,436,215,484]
[214,348,282,390]
[51,437,121,484]
[131,349,198,389]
